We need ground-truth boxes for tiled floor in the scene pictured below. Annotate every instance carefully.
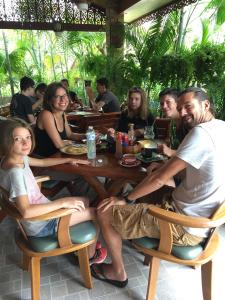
[0,215,224,300]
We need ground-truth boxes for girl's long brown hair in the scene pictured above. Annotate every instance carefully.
[127,87,149,120]
[0,118,35,156]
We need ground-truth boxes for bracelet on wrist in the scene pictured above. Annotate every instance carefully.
[123,194,135,205]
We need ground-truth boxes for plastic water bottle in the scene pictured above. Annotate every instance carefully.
[86,126,96,159]
[128,123,135,145]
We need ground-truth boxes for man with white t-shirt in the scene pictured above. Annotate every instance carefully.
[89,87,225,288]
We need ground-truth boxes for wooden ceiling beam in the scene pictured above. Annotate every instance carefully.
[91,0,107,8]
[0,21,105,32]
[117,0,141,14]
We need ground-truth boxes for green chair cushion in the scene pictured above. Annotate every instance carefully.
[133,237,204,260]
[69,221,97,244]
[28,221,96,253]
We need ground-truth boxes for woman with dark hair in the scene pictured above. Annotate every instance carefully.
[34,82,94,199]
[34,82,85,157]
[108,87,154,138]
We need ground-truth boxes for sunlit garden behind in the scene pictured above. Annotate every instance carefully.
[0,0,225,117]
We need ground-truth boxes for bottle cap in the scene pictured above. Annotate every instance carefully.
[128,123,134,129]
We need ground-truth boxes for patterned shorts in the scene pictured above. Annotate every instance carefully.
[111,199,204,246]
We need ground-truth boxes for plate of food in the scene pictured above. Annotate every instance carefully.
[60,144,87,155]
[137,139,157,148]
[119,154,141,168]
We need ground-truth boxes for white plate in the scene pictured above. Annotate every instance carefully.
[60,144,87,155]
[137,139,157,148]
[118,160,141,168]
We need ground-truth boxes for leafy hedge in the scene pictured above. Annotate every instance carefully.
[148,43,225,118]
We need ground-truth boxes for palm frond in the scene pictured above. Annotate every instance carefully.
[206,0,225,25]
[200,19,210,45]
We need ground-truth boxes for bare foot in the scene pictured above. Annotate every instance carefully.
[93,263,127,281]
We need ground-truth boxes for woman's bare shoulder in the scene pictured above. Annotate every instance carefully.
[38,110,54,128]
[39,110,53,118]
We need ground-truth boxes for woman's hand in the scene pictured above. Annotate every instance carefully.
[97,196,126,212]
[69,159,91,166]
[62,140,73,147]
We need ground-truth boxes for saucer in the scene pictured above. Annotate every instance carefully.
[118,160,141,168]
[136,153,166,163]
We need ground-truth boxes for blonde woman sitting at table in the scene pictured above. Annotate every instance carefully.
[108,86,154,139]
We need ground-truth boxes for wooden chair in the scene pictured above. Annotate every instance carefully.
[0,177,98,300]
[154,118,172,144]
[77,112,121,133]
[133,201,225,300]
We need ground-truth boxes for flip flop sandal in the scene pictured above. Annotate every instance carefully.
[91,264,128,288]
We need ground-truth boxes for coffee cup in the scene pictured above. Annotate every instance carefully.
[141,147,157,158]
[121,154,137,165]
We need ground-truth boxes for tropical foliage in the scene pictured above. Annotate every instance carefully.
[0,0,224,116]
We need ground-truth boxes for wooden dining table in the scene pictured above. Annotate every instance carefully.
[48,150,147,202]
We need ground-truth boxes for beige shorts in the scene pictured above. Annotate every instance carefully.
[111,200,204,246]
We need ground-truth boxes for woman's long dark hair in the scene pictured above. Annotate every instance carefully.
[43,82,69,112]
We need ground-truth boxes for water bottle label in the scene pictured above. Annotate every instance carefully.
[86,130,96,159]
[87,133,95,140]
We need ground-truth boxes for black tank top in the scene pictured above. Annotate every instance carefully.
[34,113,68,157]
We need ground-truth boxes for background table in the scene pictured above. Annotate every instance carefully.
[67,111,121,133]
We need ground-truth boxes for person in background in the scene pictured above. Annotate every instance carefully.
[108,87,154,138]
[10,76,36,124]
[91,87,225,287]
[60,78,83,109]
[32,82,48,113]
[86,77,120,113]
[0,118,107,265]
[158,88,189,157]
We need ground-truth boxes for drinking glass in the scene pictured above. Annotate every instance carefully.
[144,126,155,140]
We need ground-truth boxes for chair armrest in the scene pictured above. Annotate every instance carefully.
[35,175,51,184]
[148,206,214,228]
[22,208,75,221]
